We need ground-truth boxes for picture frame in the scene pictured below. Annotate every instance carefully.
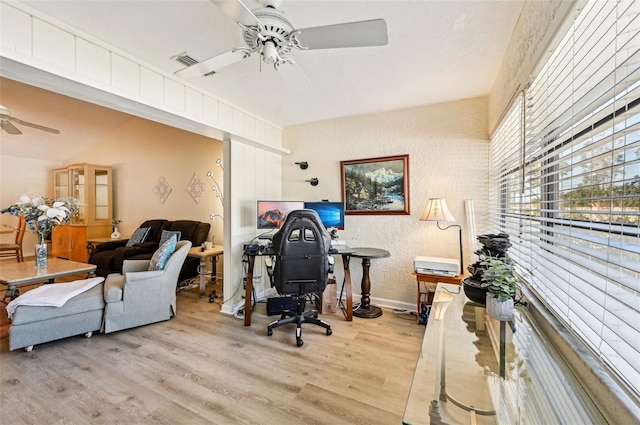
[341,154,410,215]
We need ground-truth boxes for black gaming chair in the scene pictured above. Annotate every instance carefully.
[267,209,333,347]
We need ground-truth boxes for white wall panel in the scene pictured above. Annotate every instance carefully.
[164,77,184,111]
[222,138,283,315]
[203,96,219,126]
[218,103,232,132]
[255,120,265,144]
[111,53,139,95]
[185,87,203,119]
[76,38,110,84]
[0,3,31,54]
[244,115,256,140]
[139,67,163,103]
[232,108,245,135]
[32,19,74,71]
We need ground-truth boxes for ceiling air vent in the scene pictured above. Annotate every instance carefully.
[172,53,216,76]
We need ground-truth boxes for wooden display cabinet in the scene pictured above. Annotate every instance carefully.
[52,164,113,262]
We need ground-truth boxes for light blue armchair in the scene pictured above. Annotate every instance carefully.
[103,240,192,333]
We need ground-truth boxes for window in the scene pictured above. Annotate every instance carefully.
[490,0,640,396]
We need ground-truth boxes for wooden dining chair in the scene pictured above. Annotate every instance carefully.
[0,216,26,262]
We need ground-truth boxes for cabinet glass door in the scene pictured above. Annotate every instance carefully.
[71,167,86,224]
[54,170,69,199]
[94,168,110,220]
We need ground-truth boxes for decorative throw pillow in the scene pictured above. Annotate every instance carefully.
[159,229,181,246]
[148,235,177,271]
[125,227,151,247]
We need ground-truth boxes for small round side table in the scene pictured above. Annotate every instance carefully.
[351,247,390,318]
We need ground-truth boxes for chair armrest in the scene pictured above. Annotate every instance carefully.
[92,239,129,254]
[113,244,158,272]
[122,260,151,273]
[125,270,164,282]
[132,241,160,250]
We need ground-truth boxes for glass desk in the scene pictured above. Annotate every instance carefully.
[403,284,606,425]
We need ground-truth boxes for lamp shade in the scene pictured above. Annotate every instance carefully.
[420,198,456,222]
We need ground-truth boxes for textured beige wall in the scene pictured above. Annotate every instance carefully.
[65,117,224,242]
[0,156,63,253]
[1,117,223,254]
[283,98,489,308]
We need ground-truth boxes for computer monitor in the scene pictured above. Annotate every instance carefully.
[304,201,345,230]
[257,200,305,229]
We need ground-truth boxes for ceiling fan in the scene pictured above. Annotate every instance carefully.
[175,0,388,79]
[0,105,60,135]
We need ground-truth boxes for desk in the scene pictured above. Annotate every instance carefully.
[243,246,355,326]
[351,247,390,318]
[0,258,97,300]
[412,272,465,324]
[188,245,224,298]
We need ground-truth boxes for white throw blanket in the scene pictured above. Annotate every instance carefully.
[6,277,104,320]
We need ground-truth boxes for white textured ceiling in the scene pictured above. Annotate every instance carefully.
[17,0,524,128]
[1,1,525,160]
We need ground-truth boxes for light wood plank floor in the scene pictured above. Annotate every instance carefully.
[0,280,423,424]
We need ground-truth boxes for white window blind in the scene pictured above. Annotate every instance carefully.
[490,0,640,397]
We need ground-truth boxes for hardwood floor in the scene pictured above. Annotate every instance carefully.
[0,281,423,424]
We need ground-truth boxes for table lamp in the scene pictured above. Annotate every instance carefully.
[420,198,464,273]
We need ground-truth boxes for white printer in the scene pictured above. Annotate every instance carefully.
[414,256,460,277]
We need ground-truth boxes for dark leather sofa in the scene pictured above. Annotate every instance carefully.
[89,219,210,283]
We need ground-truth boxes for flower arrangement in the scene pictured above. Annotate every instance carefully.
[112,218,122,227]
[1,193,79,243]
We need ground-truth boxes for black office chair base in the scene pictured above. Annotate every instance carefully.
[267,309,332,347]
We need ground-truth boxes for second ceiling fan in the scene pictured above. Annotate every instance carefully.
[175,0,388,79]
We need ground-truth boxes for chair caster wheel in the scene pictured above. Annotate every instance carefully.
[296,339,304,347]
[326,329,332,336]
[267,329,273,336]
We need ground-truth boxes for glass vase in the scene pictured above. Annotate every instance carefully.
[35,242,47,269]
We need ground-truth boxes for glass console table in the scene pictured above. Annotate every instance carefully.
[403,283,606,425]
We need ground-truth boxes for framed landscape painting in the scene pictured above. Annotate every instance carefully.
[341,154,410,215]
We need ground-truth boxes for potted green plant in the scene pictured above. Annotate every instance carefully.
[480,255,519,321]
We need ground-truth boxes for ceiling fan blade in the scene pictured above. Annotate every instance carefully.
[210,0,262,27]
[1,119,22,135]
[12,117,60,134]
[175,50,249,78]
[295,19,388,50]
[278,62,319,99]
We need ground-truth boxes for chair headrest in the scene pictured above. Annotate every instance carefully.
[272,209,331,255]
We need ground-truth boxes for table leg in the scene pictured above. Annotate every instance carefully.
[353,257,382,318]
[244,256,255,326]
[338,253,353,321]
[198,256,207,298]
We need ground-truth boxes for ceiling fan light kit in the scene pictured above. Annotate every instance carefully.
[174,0,388,82]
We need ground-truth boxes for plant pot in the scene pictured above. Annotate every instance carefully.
[462,277,487,305]
[486,294,514,321]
